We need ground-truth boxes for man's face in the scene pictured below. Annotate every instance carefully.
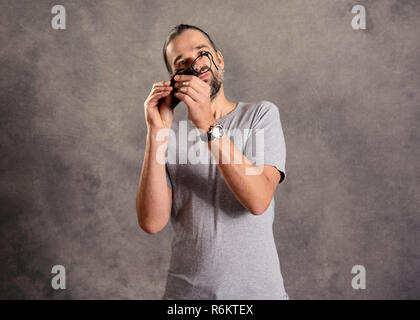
[166,29,223,101]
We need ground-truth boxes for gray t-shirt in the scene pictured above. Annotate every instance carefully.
[162,100,288,300]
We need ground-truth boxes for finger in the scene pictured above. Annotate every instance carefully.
[174,74,205,86]
[149,90,171,103]
[174,91,196,107]
[187,81,209,99]
[155,80,171,86]
[173,80,192,89]
[152,86,173,94]
[153,81,171,88]
[152,81,165,88]
[175,76,206,91]
[177,84,201,102]
[174,78,207,94]
[189,77,210,94]
[178,79,210,99]
[173,75,193,82]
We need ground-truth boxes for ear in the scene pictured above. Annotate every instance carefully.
[216,50,224,70]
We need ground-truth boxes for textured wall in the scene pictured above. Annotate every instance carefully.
[0,0,419,299]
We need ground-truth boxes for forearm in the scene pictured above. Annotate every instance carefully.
[208,134,273,215]
[136,128,171,233]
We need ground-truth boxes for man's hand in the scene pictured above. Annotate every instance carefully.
[173,74,217,132]
[144,81,174,132]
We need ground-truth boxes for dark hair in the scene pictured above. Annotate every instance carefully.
[163,24,218,74]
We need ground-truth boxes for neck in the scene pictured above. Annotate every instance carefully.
[210,85,238,121]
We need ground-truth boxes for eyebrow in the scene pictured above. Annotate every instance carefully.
[173,45,210,67]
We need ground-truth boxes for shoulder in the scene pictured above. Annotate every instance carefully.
[241,100,280,116]
[257,100,280,117]
[240,100,281,127]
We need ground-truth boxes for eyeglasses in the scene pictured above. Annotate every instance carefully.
[172,50,219,78]
[169,51,219,109]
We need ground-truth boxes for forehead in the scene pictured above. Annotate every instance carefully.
[166,29,211,64]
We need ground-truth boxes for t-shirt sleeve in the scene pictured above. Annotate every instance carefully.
[244,101,286,184]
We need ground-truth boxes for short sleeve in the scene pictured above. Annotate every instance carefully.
[244,101,286,184]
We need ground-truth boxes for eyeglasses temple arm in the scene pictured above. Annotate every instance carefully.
[208,52,219,70]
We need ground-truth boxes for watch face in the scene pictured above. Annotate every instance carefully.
[212,125,224,138]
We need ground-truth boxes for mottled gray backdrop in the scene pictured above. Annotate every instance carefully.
[1,0,419,299]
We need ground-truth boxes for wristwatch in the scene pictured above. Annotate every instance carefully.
[200,122,225,142]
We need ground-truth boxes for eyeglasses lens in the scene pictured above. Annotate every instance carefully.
[192,54,211,74]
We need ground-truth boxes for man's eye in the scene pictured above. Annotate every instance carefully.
[175,51,206,69]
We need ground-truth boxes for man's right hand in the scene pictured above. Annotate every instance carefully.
[144,81,174,132]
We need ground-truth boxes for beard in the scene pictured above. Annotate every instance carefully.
[208,68,223,101]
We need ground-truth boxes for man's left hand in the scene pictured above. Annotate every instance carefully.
[173,74,217,132]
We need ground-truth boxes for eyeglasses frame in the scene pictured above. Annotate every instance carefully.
[171,50,219,79]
